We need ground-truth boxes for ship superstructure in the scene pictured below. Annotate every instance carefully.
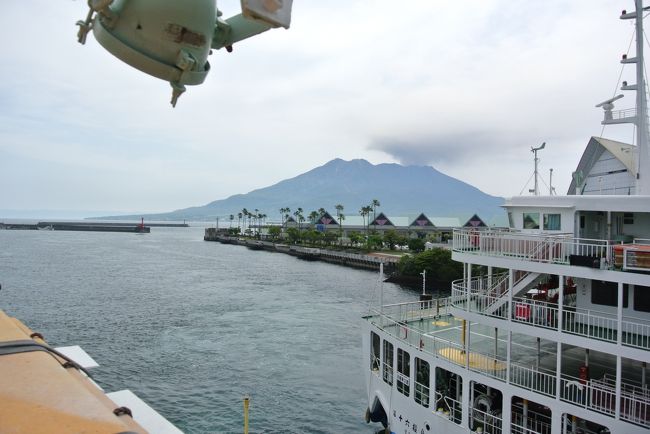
[363,2,650,433]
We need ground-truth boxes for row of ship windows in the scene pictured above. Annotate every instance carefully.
[508,213,563,230]
[508,212,636,231]
[369,332,614,433]
[371,332,431,407]
[522,213,561,230]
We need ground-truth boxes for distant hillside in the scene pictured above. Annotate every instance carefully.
[95,159,505,224]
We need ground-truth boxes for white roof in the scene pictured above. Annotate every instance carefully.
[504,194,650,212]
[429,217,461,227]
[568,136,637,194]
[598,137,637,175]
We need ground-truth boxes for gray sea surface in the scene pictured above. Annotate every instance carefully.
[0,226,416,433]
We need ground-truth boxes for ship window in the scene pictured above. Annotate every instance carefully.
[591,281,628,307]
[623,213,634,224]
[543,214,561,230]
[382,341,393,385]
[435,368,463,425]
[523,213,540,229]
[370,332,380,372]
[396,348,410,397]
[414,358,429,408]
[633,285,650,312]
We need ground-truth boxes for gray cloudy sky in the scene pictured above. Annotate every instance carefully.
[0,1,641,217]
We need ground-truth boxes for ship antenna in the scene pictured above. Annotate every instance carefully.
[530,142,546,196]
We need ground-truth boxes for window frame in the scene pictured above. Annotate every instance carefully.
[414,357,430,408]
[523,213,540,229]
[382,341,394,385]
[370,332,381,372]
[396,348,410,397]
[543,213,561,231]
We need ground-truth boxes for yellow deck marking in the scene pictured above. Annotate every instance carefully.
[431,320,450,327]
[438,347,507,371]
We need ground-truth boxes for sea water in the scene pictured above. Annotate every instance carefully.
[0,226,417,433]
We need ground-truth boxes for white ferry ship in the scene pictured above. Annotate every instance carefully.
[363,2,650,433]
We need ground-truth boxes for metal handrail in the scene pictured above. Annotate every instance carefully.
[510,362,557,397]
[610,107,637,120]
[434,391,462,425]
[453,229,613,266]
[471,407,503,433]
[449,283,650,350]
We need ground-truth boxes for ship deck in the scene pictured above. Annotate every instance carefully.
[367,299,650,428]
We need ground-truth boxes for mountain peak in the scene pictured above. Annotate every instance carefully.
[99,158,505,223]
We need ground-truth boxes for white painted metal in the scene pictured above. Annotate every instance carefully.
[363,3,650,433]
[107,390,183,434]
[54,345,99,369]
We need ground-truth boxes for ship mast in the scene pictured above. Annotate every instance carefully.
[599,0,650,194]
[632,0,650,194]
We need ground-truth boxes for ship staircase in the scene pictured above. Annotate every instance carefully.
[478,270,543,317]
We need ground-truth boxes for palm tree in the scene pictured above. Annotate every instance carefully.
[359,207,367,234]
[318,207,326,217]
[361,205,372,239]
[371,199,381,230]
[338,213,345,246]
[309,210,319,224]
[279,207,288,226]
[335,204,344,243]
[229,214,234,228]
[238,212,243,231]
[294,208,304,235]
[242,208,248,233]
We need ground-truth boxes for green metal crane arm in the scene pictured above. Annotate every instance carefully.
[212,13,273,51]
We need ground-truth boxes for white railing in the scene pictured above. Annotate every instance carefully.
[563,308,618,342]
[434,391,462,425]
[596,374,650,426]
[454,271,541,318]
[511,421,547,434]
[609,107,637,120]
[414,380,430,408]
[383,361,393,385]
[473,290,510,320]
[370,304,650,424]
[634,238,650,245]
[510,363,557,398]
[561,375,617,417]
[513,298,559,329]
[369,308,467,369]
[450,282,650,351]
[453,229,613,266]
[621,390,650,426]
[372,299,452,325]
[511,409,552,434]
[468,346,508,382]
[602,373,650,399]
[472,407,502,434]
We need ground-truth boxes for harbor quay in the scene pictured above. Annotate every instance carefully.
[204,228,399,273]
[0,221,189,233]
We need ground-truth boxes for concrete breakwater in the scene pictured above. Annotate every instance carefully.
[0,221,151,233]
[204,230,399,273]
[0,221,188,232]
